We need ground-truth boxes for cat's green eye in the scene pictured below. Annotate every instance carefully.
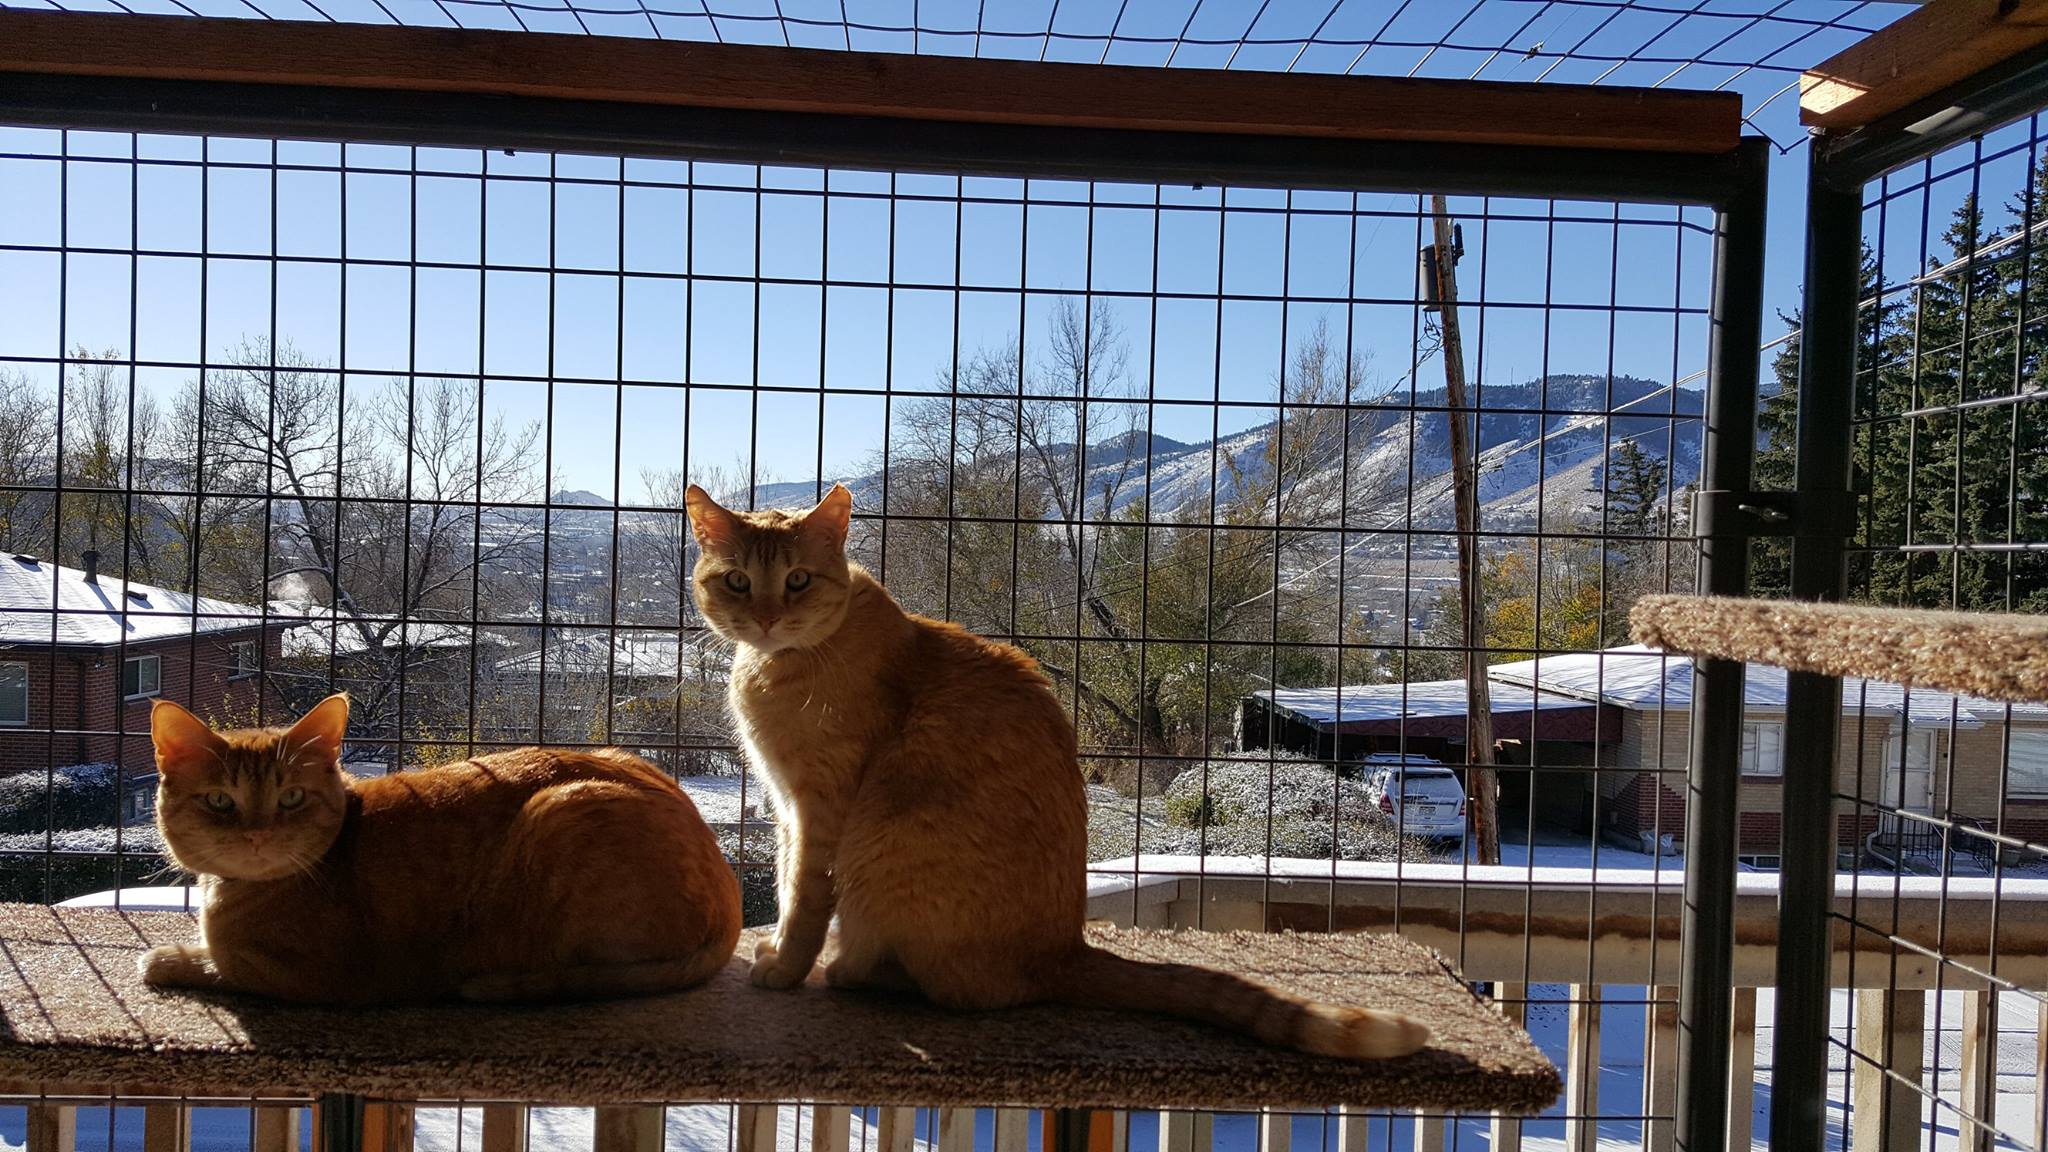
[277,787,306,811]
[203,792,235,813]
[723,570,750,593]
[786,570,811,592]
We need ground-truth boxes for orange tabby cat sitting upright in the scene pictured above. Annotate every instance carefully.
[686,483,1429,1060]
[143,695,741,1005]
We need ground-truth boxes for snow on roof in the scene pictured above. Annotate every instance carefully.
[493,631,722,679]
[270,601,504,659]
[1259,677,1595,726]
[1490,644,2048,727]
[0,554,268,647]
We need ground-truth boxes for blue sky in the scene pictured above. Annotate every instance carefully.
[0,2,2029,509]
[0,136,1718,497]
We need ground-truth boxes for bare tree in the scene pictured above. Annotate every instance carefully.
[198,340,545,737]
[877,306,1398,773]
[0,368,54,551]
[55,349,182,584]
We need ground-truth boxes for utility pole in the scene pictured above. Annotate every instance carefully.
[1425,195,1501,866]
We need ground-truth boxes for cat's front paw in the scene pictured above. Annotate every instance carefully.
[140,944,217,989]
[748,939,810,990]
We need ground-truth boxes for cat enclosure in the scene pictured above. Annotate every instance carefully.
[0,2,2043,1152]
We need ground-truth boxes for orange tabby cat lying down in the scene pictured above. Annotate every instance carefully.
[142,695,741,1005]
[686,483,1430,1060]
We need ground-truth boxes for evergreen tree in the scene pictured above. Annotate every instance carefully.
[1758,156,2048,612]
[1602,439,1668,542]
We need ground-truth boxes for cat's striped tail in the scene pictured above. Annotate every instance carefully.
[1051,945,1430,1061]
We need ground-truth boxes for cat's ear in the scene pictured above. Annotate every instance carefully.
[801,484,854,548]
[685,484,740,551]
[283,693,350,767]
[151,699,227,781]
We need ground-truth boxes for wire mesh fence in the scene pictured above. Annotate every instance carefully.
[0,17,2040,1152]
[0,118,1736,1149]
[1774,106,2048,1152]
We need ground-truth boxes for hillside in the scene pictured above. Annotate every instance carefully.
[752,374,1702,532]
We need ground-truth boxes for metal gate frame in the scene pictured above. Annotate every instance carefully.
[1777,38,2048,1152]
[2,18,1771,1151]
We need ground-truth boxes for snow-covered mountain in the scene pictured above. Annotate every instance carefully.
[754,375,1703,532]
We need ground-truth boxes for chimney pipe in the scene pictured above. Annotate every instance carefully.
[82,548,100,585]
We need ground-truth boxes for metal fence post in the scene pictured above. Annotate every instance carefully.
[1769,132,1863,1152]
[1675,135,1768,1152]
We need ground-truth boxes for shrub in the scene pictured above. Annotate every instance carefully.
[0,764,125,835]
[1092,753,1432,862]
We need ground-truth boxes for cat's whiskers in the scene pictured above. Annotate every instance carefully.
[140,857,189,885]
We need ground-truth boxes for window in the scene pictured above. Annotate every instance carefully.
[1741,721,1783,776]
[230,640,259,679]
[2010,731,2048,798]
[122,654,161,700]
[0,662,26,726]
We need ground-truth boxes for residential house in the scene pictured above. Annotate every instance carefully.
[0,551,284,801]
[1244,644,2048,863]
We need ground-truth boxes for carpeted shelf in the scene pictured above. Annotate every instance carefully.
[1631,594,2048,703]
[0,906,1558,1114]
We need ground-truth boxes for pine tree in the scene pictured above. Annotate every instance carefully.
[1750,247,1908,601]
[1602,439,1668,542]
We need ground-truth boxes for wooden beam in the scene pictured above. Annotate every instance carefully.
[876,1108,918,1152]
[1727,987,1759,1152]
[593,1106,662,1152]
[252,1107,301,1152]
[1851,989,1926,1152]
[142,1105,188,1152]
[25,1105,75,1152]
[477,1105,525,1152]
[1802,0,2048,129]
[1488,983,1528,1152]
[362,1103,415,1152]
[1564,986,1601,1152]
[0,9,1738,155]
[734,1105,778,1152]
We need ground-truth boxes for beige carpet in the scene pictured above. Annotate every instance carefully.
[0,906,1558,1113]
[1631,594,2048,703]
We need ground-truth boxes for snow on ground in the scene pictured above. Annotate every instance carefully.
[413,1103,931,1152]
[675,774,759,824]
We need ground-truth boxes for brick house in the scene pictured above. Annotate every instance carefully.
[0,551,285,806]
[1243,645,2048,864]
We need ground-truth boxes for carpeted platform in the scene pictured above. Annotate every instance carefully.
[0,906,1558,1113]
[1631,594,2048,703]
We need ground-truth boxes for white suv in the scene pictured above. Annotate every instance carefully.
[1360,753,1468,845]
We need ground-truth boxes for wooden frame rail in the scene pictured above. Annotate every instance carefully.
[1802,0,2048,130]
[1086,857,2048,989]
[0,9,1739,156]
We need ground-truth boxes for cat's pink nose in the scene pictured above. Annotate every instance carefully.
[244,831,272,849]
[754,613,780,632]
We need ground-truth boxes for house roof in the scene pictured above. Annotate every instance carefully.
[269,601,506,660]
[0,554,269,648]
[493,631,724,680]
[1260,677,1596,726]
[1489,645,2048,728]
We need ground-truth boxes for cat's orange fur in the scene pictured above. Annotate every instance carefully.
[143,695,741,1005]
[686,483,1429,1060]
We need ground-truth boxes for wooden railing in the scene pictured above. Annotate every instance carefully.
[1080,856,2048,1152]
[11,858,2046,1152]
